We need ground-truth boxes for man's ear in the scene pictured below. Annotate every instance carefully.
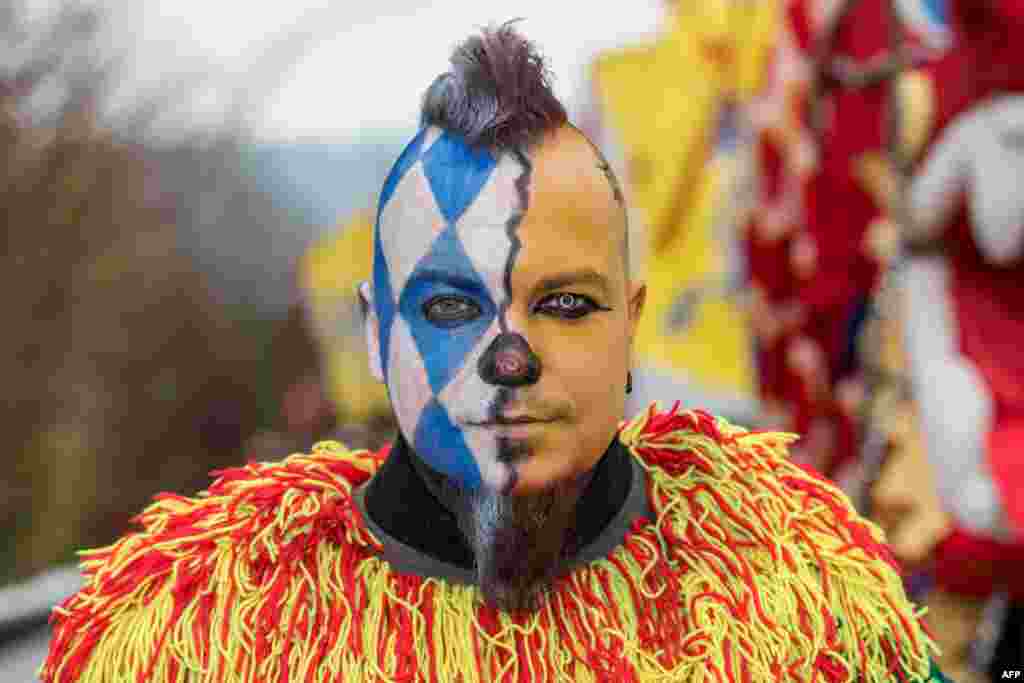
[357,281,385,382]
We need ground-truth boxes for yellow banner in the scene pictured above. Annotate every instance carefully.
[593,2,777,397]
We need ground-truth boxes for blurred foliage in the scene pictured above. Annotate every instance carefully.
[0,1,307,584]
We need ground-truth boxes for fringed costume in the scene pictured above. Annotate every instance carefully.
[43,405,949,682]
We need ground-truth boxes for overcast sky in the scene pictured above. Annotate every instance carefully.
[60,0,666,141]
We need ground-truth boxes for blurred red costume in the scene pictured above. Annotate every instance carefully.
[748,0,898,477]
[904,0,1024,599]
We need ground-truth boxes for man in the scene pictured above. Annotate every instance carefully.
[43,23,950,682]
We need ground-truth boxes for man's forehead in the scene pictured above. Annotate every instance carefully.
[376,127,525,299]
[376,125,621,295]
[380,132,523,236]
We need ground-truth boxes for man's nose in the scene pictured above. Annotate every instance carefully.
[478,332,542,387]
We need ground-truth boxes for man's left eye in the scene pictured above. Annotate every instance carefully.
[536,293,600,319]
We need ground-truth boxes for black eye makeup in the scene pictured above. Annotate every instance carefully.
[534,292,611,319]
[422,294,483,327]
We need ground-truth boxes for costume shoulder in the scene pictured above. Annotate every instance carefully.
[619,403,946,682]
[41,442,384,683]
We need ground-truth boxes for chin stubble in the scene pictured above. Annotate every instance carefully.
[453,473,588,613]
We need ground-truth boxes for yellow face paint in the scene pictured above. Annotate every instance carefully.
[500,126,642,494]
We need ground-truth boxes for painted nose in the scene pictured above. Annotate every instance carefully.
[478,333,542,387]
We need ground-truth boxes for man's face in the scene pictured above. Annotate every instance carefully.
[362,124,644,609]
[366,124,641,495]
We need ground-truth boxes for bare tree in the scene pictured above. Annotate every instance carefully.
[0,0,323,582]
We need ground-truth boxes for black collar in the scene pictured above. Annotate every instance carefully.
[363,434,636,571]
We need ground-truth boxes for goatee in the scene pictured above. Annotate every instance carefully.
[454,475,587,612]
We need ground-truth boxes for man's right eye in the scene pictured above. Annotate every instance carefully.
[422,295,482,327]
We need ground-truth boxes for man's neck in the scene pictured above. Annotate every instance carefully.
[361,434,637,574]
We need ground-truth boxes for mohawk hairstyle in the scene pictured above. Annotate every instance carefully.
[420,21,568,150]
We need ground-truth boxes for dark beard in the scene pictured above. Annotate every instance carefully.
[454,480,584,612]
[367,434,634,613]
[396,435,602,611]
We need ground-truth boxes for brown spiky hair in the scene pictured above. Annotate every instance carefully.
[420,21,568,151]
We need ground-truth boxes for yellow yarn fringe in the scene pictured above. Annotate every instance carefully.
[42,404,938,682]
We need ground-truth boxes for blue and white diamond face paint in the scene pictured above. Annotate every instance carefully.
[373,126,529,492]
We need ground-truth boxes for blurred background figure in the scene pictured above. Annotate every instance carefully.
[743,0,922,484]
[580,0,773,425]
[742,0,1024,679]
[869,1,1024,680]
